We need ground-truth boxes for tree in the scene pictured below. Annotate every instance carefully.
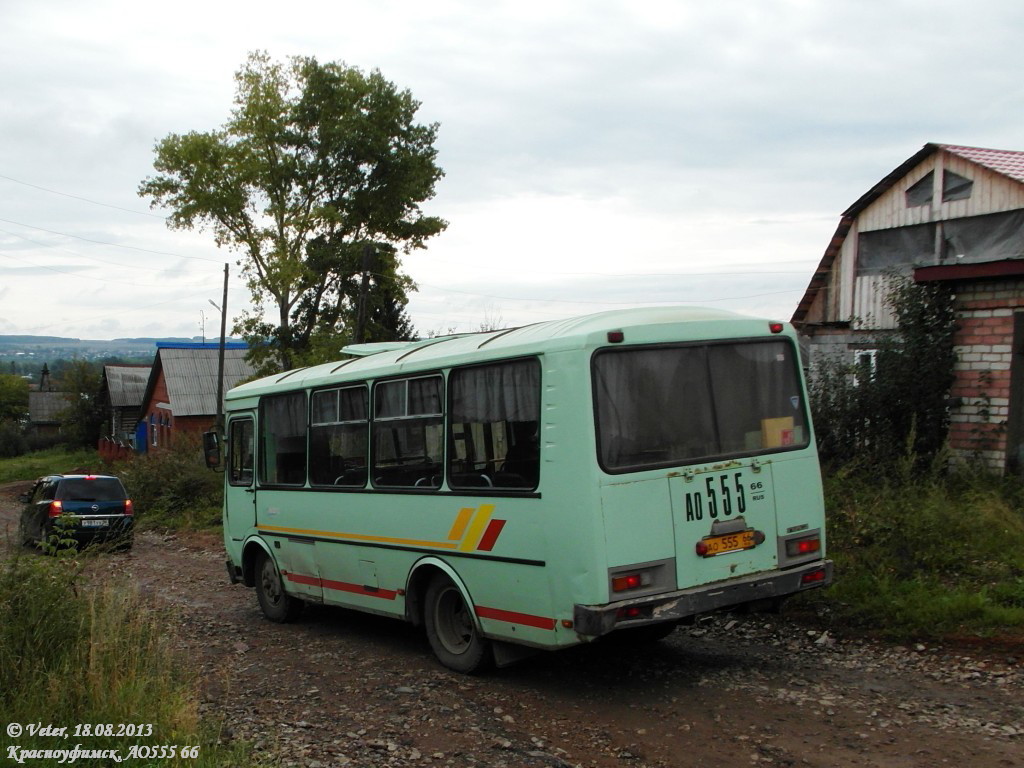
[809,275,957,470]
[56,361,104,448]
[0,373,29,423]
[140,52,446,372]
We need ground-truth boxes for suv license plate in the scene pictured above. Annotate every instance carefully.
[81,519,109,528]
[699,529,755,557]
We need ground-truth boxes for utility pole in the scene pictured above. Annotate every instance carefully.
[215,263,228,436]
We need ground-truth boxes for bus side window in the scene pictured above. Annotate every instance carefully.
[448,359,541,490]
[372,376,444,489]
[228,419,254,485]
[310,386,368,487]
[259,391,308,486]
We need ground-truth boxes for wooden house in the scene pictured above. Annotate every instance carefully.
[138,342,255,450]
[793,143,1024,472]
[98,364,151,445]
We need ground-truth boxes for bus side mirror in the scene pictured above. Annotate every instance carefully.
[202,431,222,470]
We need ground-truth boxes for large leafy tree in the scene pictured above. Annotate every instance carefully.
[140,52,445,372]
[0,373,29,423]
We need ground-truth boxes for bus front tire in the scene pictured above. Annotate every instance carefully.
[424,575,492,674]
[255,550,303,623]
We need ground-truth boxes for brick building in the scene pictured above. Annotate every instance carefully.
[138,342,255,450]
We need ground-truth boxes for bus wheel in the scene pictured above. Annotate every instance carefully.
[255,550,302,623]
[424,575,492,674]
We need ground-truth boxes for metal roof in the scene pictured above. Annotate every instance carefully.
[28,391,69,423]
[152,347,256,417]
[102,365,151,408]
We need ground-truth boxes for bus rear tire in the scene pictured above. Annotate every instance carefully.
[424,575,492,674]
[255,550,303,623]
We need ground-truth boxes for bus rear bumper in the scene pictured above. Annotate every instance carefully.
[573,559,833,638]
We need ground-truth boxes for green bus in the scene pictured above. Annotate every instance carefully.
[213,307,832,672]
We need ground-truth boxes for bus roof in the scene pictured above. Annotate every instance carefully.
[226,306,789,401]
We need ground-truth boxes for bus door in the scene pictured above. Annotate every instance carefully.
[667,460,779,587]
[225,414,256,545]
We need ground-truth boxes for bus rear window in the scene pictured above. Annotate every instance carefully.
[593,340,808,471]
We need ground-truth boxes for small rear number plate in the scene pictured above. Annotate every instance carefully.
[81,518,109,528]
[699,529,755,557]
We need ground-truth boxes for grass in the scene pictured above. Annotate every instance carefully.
[0,551,262,766]
[801,463,1024,640]
[0,442,224,532]
[0,446,100,485]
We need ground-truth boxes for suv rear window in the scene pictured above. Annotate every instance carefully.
[56,478,126,502]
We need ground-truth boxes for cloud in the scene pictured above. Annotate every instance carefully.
[1,0,1023,338]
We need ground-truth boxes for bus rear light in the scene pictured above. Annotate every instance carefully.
[801,569,827,586]
[612,572,649,592]
[48,500,63,518]
[616,606,644,620]
[769,322,784,334]
[786,537,821,557]
[607,330,625,343]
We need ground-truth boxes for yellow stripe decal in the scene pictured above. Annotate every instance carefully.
[459,504,495,551]
[447,507,475,541]
[259,524,458,550]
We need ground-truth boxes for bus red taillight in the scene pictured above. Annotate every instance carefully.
[612,573,644,592]
[786,537,821,557]
[801,569,826,586]
[769,322,784,334]
[47,500,63,518]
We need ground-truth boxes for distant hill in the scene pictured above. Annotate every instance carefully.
[0,336,245,367]
[0,335,80,344]
[0,335,239,345]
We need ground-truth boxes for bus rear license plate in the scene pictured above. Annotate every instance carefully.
[700,530,755,557]
[81,519,109,528]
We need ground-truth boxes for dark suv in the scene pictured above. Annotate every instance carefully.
[19,474,134,550]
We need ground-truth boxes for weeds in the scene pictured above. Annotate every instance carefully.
[807,463,1024,639]
[115,436,223,531]
[0,550,255,766]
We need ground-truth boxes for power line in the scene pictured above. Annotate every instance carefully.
[0,226,207,275]
[0,251,216,289]
[408,277,803,306]
[0,216,224,263]
[0,172,165,219]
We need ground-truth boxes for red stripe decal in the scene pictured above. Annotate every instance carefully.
[285,572,321,587]
[321,578,398,600]
[476,518,506,551]
[475,605,556,630]
[285,572,397,600]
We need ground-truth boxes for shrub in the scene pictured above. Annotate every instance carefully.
[0,552,254,766]
[807,464,1024,639]
[809,275,956,472]
[116,435,223,530]
[0,420,27,458]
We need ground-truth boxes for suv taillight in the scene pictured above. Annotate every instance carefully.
[47,500,63,518]
[124,499,133,516]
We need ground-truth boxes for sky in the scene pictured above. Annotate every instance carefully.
[1,0,1022,342]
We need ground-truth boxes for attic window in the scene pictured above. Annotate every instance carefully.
[905,172,934,207]
[942,170,973,202]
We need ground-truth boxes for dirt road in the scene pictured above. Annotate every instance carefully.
[2,481,1021,767]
